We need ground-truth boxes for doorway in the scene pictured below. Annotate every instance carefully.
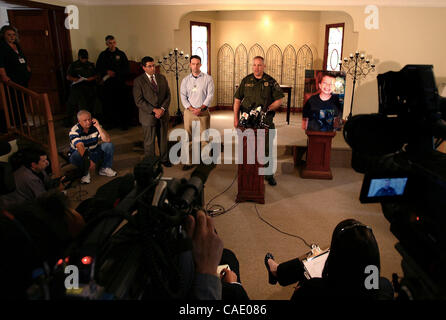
[2,0,72,116]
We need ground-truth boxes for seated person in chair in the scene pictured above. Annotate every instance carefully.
[68,110,117,184]
[64,49,102,127]
[264,218,394,300]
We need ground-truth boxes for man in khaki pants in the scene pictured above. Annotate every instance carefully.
[180,55,215,170]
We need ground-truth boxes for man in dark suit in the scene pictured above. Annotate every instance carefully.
[133,56,171,167]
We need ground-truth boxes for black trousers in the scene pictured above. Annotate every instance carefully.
[276,257,307,286]
[100,77,129,129]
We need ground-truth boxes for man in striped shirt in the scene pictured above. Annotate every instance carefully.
[69,110,117,184]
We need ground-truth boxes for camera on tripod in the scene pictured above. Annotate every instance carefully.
[343,64,446,299]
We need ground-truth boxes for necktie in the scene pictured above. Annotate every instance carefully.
[150,75,158,91]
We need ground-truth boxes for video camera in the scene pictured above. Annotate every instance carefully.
[343,65,446,299]
[65,156,216,300]
[238,103,271,129]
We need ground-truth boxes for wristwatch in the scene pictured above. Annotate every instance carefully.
[202,106,208,111]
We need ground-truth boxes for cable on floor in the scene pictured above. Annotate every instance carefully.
[254,203,313,249]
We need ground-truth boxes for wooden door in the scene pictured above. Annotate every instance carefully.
[8,9,71,115]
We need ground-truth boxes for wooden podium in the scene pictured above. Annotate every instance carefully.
[236,128,265,204]
[301,130,336,180]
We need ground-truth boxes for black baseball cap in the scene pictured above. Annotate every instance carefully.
[78,49,88,59]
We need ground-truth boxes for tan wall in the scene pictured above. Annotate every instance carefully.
[174,10,329,111]
[318,11,358,118]
[29,2,446,116]
[174,11,218,113]
[351,6,446,116]
[213,10,321,54]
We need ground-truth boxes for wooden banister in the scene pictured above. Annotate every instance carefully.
[1,80,61,177]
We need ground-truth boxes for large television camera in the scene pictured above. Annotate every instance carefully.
[66,156,216,300]
[343,65,446,299]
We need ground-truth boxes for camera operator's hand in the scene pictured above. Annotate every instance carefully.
[185,210,223,276]
[58,176,67,191]
[220,267,237,283]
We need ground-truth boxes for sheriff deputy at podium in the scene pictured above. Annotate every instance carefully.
[233,56,284,186]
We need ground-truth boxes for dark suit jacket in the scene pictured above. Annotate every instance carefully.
[133,73,171,126]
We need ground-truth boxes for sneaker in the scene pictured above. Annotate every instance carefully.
[99,167,117,177]
[80,172,91,184]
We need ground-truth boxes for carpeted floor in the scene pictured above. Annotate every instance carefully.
[58,111,402,300]
[193,164,402,300]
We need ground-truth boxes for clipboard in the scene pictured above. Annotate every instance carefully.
[301,246,330,280]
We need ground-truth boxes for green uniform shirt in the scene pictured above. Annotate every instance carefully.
[234,72,284,114]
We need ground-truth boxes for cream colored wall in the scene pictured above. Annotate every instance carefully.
[174,10,326,111]
[213,10,321,56]
[349,6,446,116]
[318,11,358,118]
[64,5,191,115]
[174,11,218,112]
[29,2,446,116]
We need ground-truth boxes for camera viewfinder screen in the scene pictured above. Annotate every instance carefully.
[367,178,408,198]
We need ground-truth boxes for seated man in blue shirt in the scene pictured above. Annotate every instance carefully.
[68,109,117,184]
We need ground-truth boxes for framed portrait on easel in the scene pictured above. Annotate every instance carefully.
[302,70,346,132]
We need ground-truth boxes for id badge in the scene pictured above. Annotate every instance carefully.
[19,58,26,64]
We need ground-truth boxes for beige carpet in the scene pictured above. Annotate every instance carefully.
[66,163,402,300]
[59,111,402,300]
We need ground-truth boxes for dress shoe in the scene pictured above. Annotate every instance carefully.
[264,253,278,285]
[161,160,172,167]
[265,175,277,186]
[182,164,194,171]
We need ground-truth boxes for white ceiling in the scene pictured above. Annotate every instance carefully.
[51,0,446,7]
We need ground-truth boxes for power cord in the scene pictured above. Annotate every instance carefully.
[206,170,239,217]
[254,203,313,249]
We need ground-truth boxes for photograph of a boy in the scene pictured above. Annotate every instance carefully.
[302,71,345,132]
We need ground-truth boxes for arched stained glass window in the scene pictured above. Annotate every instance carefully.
[217,44,235,106]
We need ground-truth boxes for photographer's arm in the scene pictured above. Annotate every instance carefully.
[185,210,223,300]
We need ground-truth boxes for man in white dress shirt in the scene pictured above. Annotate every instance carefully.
[180,55,214,170]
